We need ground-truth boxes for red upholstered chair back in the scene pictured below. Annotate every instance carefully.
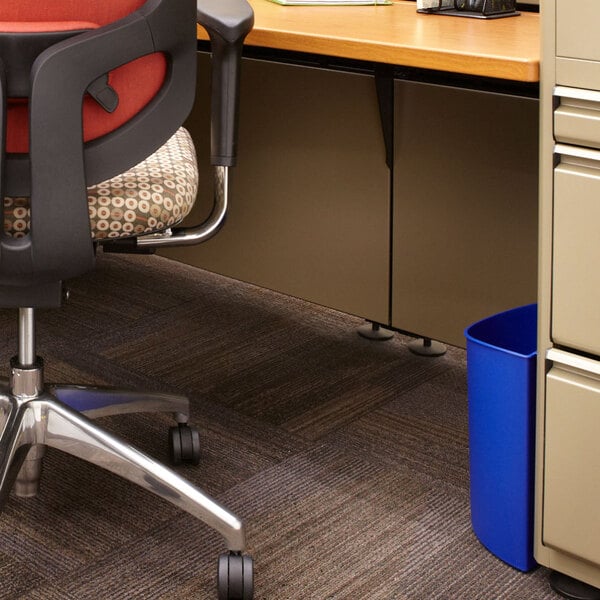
[0,1,146,23]
[0,0,197,302]
[0,0,166,154]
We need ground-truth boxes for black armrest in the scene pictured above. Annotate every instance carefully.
[197,0,254,166]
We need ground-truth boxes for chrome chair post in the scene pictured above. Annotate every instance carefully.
[17,308,35,368]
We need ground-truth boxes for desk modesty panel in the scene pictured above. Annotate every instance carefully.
[197,0,540,82]
[391,80,538,344]
[179,2,540,346]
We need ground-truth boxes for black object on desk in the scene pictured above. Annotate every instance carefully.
[417,0,519,19]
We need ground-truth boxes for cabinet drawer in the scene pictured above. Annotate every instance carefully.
[557,0,600,62]
[543,361,600,566]
[552,145,600,355]
[555,88,600,149]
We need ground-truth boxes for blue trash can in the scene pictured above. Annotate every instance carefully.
[464,303,537,572]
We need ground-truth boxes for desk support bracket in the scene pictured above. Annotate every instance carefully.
[375,65,394,170]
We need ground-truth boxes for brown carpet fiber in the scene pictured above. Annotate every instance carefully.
[0,253,558,599]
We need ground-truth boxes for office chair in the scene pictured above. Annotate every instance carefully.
[0,0,254,598]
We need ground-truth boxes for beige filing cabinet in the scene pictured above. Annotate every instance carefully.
[164,53,539,347]
[536,0,600,591]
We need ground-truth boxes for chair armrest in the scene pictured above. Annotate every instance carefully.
[197,0,254,166]
[197,0,254,43]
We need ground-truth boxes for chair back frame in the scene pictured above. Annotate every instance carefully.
[0,0,197,305]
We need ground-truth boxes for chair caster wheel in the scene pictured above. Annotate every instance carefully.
[218,552,254,600]
[168,424,200,465]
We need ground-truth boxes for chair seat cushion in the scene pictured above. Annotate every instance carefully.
[4,127,197,240]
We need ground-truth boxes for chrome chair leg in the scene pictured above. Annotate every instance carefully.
[0,309,253,597]
[11,386,197,497]
[48,384,190,422]
[0,395,31,508]
[42,396,246,551]
[0,389,245,551]
[10,385,197,496]
[14,444,46,497]
[48,385,201,466]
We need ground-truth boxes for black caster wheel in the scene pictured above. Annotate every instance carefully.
[217,552,254,600]
[168,424,200,466]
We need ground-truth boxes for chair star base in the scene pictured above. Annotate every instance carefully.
[0,358,246,552]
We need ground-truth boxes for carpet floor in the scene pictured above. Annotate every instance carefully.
[0,253,558,599]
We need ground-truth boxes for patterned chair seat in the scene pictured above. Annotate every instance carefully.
[4,127,197,240]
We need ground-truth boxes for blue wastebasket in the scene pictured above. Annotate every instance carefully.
[464,303,537,572]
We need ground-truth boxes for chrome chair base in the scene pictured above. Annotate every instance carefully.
[0,358,246,552]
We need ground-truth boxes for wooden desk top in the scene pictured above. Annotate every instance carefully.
[198,0,540,82]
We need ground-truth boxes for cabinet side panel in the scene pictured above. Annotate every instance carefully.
[534,0,556,576]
